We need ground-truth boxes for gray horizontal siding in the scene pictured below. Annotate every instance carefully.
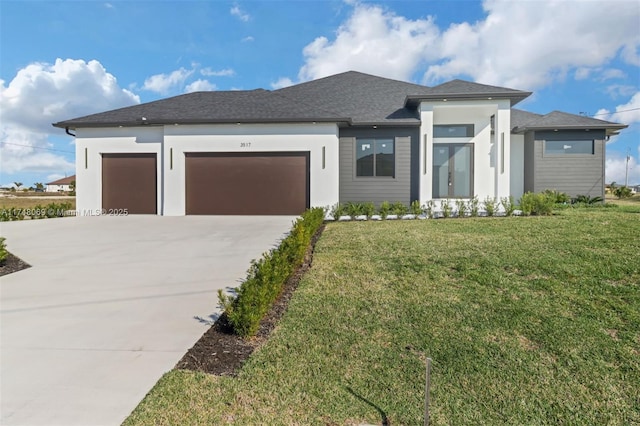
[339,128,413,205]
[532,130,605,198]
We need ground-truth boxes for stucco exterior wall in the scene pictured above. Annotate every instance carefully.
[418,99,512,203]
[163,123,339,215]
[75,127,163,215]
[75,123,339,216]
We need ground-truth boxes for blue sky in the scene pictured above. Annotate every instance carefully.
[1,0,639,187]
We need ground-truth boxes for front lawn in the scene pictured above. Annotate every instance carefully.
[125,207,640,425]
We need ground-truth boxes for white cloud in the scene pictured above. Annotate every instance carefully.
[142,67,194,94]
[299,4,439,82]
[596,92,640,125]
[270,77,294,89]
[605,85,638,99]
[47,173,65,182]
[0,58,138,176]
[291,1,639,90]
[185,79,217,93]
[201,67,235,77]
[242,36,254,43]
[230,4,250,22]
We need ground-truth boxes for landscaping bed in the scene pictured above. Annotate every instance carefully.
[175,224,325,376]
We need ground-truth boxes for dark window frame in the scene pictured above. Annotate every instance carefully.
[433,124,474,138]
[355,138,395,178]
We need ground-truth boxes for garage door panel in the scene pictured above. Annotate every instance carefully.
[102,153,157,214]
[186,152,309,215]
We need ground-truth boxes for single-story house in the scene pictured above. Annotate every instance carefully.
[46,175,76,193]
[53,71,627,215]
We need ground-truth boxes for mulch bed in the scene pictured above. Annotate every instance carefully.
[175,224,325,376]
[0,252,31,277]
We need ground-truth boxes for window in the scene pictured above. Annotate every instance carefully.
[544,140,594,155]
[434,124,474,138]
[432,144,474,198]
[356,138,394,177]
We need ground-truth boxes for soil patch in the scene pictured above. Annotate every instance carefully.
[0,252,31,277]
[175,224,325,376]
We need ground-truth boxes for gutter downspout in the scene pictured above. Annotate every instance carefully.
[65,127,76,137]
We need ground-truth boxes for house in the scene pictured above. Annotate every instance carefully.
[53,71,627,215]
[46,175,76,193]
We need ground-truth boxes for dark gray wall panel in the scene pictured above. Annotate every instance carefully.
[338,126,416,205]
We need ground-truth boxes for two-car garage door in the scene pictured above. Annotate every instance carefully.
[102,152,309,215]
[185,152,309,215]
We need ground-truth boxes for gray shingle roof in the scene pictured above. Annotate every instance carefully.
[54,89,350,128]
[405,79,532,106]
[512,110,627,134]
[52,71,627,133]
[275,71,433,125]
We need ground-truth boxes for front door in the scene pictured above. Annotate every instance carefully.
[432,144,474,198]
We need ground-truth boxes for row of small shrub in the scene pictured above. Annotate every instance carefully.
[0,202,73,221]
[218,207,325,337]
[331,197,517,219]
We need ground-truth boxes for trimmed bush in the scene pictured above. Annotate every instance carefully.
[519,192,555,216]
[378,201,391,219]
[0,237,7,265]
[218,207,325,337]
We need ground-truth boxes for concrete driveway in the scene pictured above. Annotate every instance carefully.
[0,215,295,426]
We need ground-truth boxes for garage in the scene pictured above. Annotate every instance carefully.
[102,153,157,214]
[185,152,309,215]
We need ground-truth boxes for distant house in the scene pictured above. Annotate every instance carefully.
[53,71,627,215]
[46,175,75,192]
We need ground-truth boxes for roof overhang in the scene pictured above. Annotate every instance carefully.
[512,123,628,136]
[405,91,532,107]
[53,117,352,130]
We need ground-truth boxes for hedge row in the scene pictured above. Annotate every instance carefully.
[218,207,325,337]
[0,202,74,221]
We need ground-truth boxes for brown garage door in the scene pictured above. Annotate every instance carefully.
[102,153,157,214]
[185,152,309,215]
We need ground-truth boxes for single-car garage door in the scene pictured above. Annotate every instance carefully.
[102,153,157,214]
[185,152,309,215]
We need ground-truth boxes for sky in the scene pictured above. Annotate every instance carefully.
[1,0,639,188]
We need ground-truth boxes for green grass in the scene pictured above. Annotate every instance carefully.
[125,208,640,425]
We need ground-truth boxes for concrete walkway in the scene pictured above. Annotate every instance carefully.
[0,215,295,425]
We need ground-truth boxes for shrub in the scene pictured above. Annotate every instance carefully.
[217,207,325,337]
[0,237,7,265]
[543,189,570,204]
[613,185,632,199]
[455,199,467,218]
[573,195,603,205]
[378,201,391,219]
[423,200,435,218]
[410,200,422,215]
[345,202,365,217]
[362,202,376,218]
[501,196,515,216]
[330,203,348,218]
[390,202,408,216]
[469,196,479,217]
[519,192,555,216]
[483,196,497,216]
[440,200,451,218]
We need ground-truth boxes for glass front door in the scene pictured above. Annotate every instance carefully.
[432,144,473,198]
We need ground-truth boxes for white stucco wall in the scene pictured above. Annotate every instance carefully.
[418,99,512,203]
[75,127,163,215]
[163,123,340,215]
[74,123,340,216]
